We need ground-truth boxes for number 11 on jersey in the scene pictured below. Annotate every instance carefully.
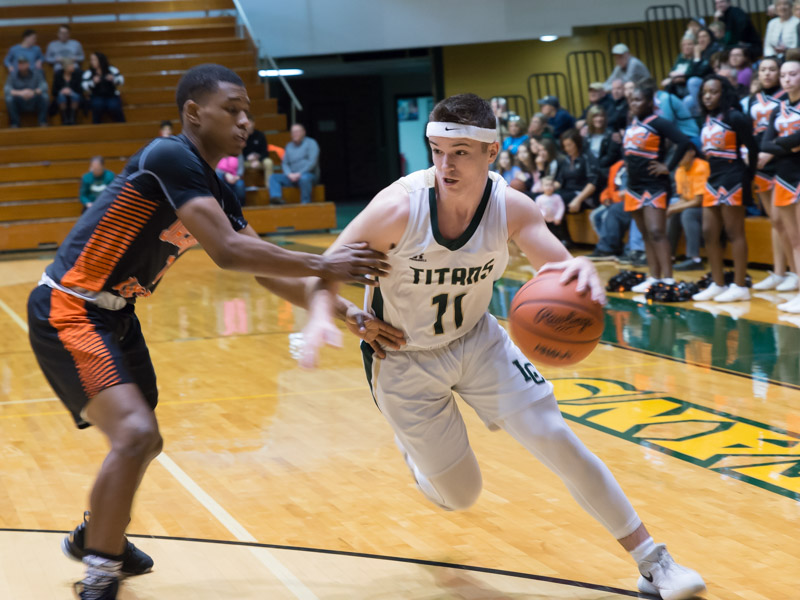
[432,293,466,335]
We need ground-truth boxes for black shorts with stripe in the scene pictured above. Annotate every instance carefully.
[27,285,158,429]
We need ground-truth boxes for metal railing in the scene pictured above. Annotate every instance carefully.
[230,0,303,123]
[646,4,687,83]
[527,72,573,118]
[493,95,530,123]
[566,50,609,116]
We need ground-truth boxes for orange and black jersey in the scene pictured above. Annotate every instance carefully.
[622,114,691,192]
[701,110,757,170]
[47,134,247,300]
[761,97,800,185]
[747,85,786,140]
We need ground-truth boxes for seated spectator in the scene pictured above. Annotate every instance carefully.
[576,82,616,133]
[495,150,523,185]
[709,21,729,46]
[533,138,561,191]
[243,113,273,186]
[4,56,48,127]
[491,97,510,141]
[667,146,709,270]
[159,120,173,137]
[538,95,575,138]
[4,29,43,73]
[727,45,754,89]
[653,82,701,146]
[527,112,553,141]
[217,155,246,206]
[715,0,763,56]
[501,116,529,155]
[53,57,82,125]
[587,160,646,264]
[662,34,698,96]
[79,156,114,212]
[717,63,747,97]
[583,106,622,189]
[764,0,798,56]
[45,24,84,71]
[604,44,651,90]
[697,27,725,62]
[686,16,707,38]
[557,128,598,213]
[82,52,124,123]
[535,176,568,244]
[514,141,538,194]
[269,123,320,204]
[607,78,629,132]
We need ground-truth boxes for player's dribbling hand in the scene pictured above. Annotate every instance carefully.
[322,242,391,285]
[344,306,406,358]
[538,257,606,305]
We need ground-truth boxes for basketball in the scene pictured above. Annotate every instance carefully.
[509,270,605,366]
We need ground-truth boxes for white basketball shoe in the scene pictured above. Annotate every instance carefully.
[637,544,707,600]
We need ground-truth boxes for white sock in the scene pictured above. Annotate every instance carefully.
[82,554,121,588]
[630,536,658,564]
[662,278,675,285]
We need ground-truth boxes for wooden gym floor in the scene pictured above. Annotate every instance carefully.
[0,233,798,599]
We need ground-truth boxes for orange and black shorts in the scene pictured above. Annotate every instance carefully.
[624,188,667,212]
[27,285,158,429]
[703,183,743,207]
[774,177,800,207]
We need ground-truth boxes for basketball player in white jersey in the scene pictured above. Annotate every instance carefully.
[301,94,706,600]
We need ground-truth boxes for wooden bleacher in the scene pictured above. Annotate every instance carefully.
[0,1,334,251]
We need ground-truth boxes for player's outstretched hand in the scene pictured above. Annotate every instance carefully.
[321,242,391,285]
[538,256,606,305]
[344,306,406,358]
[299,312,343,369]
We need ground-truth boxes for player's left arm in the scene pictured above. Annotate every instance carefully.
[506,187,606,304]
[237,225,404,364]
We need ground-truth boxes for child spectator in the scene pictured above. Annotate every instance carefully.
[535,176,568,244]
[495,150,521,184]
[501,117,529,155]
[53,57,82,125]
[82,52,124,123]
[79,156,114,212]
[216,155,246,206]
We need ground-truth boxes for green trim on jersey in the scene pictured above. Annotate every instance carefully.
[428,178,492,251]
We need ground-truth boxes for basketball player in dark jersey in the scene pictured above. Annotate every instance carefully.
[691,74,757,303]
[26,64,397,600]
[622,82,692,293]
[760,58,800,312]
[749,57,798,292]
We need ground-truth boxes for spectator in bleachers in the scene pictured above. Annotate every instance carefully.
[4,55,48,128]
[216,155,246,206]
[686,16,706,38]
[653,82,701,147]
[495,150,521,185]
[269,123,319,204]
[717,63,747,98]
[692,74,757,302]
[4,29,43,73]
[764,0,799,57]
[662,34,699,97]
[53,57,82,125]
[527,112,553,142]
[604,44,651,90]
[534,176,568,244]
[159,120,173,137]
[728,46,754,89]
[623,82,692,292]
[538,95,575,138]
[82,51,124,124]
[534,137,561,186]
[667,146,708,270]
[244,113,274,187]
[491,96,510,141]
[714,0,763,56]
[557,128,598,214]
[584,106,622,186]
[576,82,616,130]
[501,116,529,155]
[79,156,114,212]
[45,24,84,72]
[607,78,629,132]
[514,141,538,194]
[697,27,725,62]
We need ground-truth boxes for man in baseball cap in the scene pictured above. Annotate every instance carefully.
[537,95,575,138]
[604,43,651,91]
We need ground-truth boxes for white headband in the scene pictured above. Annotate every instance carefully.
[426,121,497,143]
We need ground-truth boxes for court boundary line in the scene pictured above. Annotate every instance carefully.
[0,528,643,598]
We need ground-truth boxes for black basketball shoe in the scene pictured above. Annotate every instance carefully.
[62,512,154,576]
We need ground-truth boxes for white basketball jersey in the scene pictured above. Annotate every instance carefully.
[366,167,509,351]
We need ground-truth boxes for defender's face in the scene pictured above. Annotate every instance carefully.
[429,136,498,192]
[195,81,250,156]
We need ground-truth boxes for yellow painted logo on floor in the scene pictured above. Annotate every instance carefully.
[552,378,800,501]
